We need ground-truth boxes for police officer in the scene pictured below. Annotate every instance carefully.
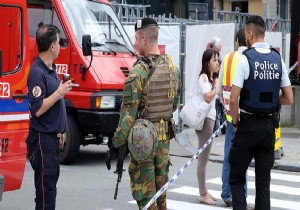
[26,24,72,210]
[217,28,249,207]
[229,15,293,210]
[106,18,181,210]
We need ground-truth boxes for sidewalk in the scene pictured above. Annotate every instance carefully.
[170,127,300,172]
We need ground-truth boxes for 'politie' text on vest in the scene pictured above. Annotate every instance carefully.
[254,61,280,80]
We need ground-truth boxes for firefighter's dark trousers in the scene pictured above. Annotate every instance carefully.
[27,129,60,210]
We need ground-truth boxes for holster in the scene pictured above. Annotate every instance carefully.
[168,119,176,139]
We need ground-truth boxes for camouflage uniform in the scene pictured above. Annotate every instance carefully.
[112,54,181,210]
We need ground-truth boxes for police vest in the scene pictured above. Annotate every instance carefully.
[222,51,241,122]
[140,55,178,122]
[240,48,282,114]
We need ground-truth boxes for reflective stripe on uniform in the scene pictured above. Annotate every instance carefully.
[0,113,29,121]
[222,51,240,122]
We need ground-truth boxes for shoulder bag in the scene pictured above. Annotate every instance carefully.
[179,91,212,130]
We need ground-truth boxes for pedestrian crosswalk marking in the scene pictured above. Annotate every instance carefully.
[128,170,300,209]
[248,170,300,183]
[128,199,228,210]
[169,186,300,210]
[169,187,219,198]
[207,178,300,196]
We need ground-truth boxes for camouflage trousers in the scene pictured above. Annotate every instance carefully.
[128,138,170,210]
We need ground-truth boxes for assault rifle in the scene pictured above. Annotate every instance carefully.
[113,145,127,200]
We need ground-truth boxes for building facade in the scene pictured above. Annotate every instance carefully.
[222,0,291,19]
[110,0,291,20]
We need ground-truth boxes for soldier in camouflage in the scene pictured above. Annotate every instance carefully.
[106,17,181,210]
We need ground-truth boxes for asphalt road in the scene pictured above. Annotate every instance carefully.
[1,144,300,210]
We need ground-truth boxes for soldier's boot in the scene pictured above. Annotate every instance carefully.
[137,199,158,210]
[156,193,167,210]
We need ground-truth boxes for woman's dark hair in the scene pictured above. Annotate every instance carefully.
[200,48,219,84]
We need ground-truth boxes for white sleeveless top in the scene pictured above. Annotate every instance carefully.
[198,74,217,121]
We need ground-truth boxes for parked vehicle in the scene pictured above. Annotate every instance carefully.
[0,0,30,200]
[27,0,136,164]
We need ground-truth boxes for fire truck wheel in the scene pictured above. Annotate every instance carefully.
[59,113,80,164]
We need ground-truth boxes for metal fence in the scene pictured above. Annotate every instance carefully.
[111,2,214,24]
[213,10,291,32]
[111,2,291,32]
[112,2,150,22]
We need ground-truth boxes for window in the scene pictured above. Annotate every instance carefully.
[62,0,134,53]
[276,0,280,18]
[28,6,68,47]
[52,10,68,47]
[28,6,51,36]
[0,6,22,74]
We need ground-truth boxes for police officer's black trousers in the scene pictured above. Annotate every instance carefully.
[27,130,60,210]
[229,115,275,210]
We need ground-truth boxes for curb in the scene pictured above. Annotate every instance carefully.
[272,162,300,172]
[171,127,300,173]
[170,153,300,173]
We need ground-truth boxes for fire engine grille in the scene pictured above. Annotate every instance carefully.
[115,95,123,109]
[120,67,130,77]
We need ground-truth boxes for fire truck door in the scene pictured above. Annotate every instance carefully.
[0,4,29,192]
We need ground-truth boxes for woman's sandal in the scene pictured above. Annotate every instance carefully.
[199,193,217,205]
[207,192,217,201]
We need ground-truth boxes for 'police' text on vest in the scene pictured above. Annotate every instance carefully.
[254,61,280,80]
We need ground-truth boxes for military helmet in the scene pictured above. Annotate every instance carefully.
[128,119,158,161]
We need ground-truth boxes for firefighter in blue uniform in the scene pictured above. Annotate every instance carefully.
[26,24,72,210]
[229,15,293,210]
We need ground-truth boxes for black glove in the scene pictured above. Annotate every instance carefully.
[105,146,119,170]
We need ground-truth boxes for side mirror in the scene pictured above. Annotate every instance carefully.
[82,34,92,56]
[0,49,2,78]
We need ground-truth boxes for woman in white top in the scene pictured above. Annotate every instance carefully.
[196,48,220,205]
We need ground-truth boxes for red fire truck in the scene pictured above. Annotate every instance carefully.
[26,0,136,164]
[0,0,30,200]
